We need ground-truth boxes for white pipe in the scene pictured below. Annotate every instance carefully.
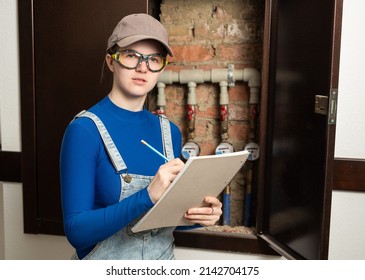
[159,70,179,84]
[242,68,261,88]
[187,82,197,105]
[158,66,261,87]
[249,87,260,105]
[219,81,229,105]
[180,70,210,84]
[156,82,166,109]
[156,66,261,117]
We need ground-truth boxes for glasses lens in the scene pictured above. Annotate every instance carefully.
[117,50,166,72]
[147,54,165,71]
[118,51,140,69]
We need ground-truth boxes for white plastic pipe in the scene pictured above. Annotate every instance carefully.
[156,82,166,109]
[156,65,261,113]
[187,82,197,105]
[158,66,261,87]
[242,68,261,88]
[219,81,229,105]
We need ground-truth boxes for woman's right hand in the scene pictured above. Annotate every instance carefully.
[147,158,184,204]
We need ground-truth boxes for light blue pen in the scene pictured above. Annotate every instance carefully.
[141,139,169,162]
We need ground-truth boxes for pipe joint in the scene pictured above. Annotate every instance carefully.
[243,68,261,87]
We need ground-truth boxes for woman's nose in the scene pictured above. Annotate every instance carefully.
[136,60,148,73]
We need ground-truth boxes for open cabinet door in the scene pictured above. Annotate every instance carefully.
[257,0,342,259]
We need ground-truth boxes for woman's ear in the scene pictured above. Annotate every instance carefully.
[105,54,115,72]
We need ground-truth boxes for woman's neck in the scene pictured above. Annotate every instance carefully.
[108,91,146,112]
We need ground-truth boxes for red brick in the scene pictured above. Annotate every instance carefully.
[228,83,250,105]
[170,45,215,63]
[217,43,262,62]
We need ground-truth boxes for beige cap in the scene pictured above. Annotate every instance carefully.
[107,13,173,57]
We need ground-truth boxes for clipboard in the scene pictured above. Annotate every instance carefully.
[131,150,250,233]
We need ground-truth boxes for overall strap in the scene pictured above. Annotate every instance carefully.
[75,110,127,173]
[158,114,174,161]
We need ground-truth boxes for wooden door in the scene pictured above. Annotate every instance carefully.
[18,0,149,234]
[257,0,342,259]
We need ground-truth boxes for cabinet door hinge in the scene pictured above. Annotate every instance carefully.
[314,89,338,124]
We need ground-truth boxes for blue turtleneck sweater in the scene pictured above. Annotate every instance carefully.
[60,96,182,259]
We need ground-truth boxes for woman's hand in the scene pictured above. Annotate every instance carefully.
[184,196,222,226]
[147,158,185,204]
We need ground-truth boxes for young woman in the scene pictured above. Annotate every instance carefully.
[60,13,222,260]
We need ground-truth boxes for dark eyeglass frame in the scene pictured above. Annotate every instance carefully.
[111,49,168,72]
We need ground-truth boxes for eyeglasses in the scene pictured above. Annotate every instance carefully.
[111,50,168,72]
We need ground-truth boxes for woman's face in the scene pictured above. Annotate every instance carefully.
[106,40,166,100]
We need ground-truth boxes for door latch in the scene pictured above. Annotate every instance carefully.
[314,89,338,124]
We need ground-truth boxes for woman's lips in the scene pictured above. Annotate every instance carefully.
[132,77,147,85]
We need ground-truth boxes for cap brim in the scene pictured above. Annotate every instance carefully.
[116,35,173,57]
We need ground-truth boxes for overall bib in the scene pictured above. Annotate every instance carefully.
[73,110,176,260]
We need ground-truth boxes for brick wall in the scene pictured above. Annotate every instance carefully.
[149,0,265,227]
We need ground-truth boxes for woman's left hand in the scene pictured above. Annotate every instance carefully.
[184,196,222,226]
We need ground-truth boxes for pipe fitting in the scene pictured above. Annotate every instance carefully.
[158,71,179,84]
[187,82,197,105]
[157,82,166,107]
[211,68,230,83]
[243,68,261,88]
[219,81,229,105]
[179,69,210,84]
[249,87,260,105]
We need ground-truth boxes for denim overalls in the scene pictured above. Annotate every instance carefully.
[72,110,176,260]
